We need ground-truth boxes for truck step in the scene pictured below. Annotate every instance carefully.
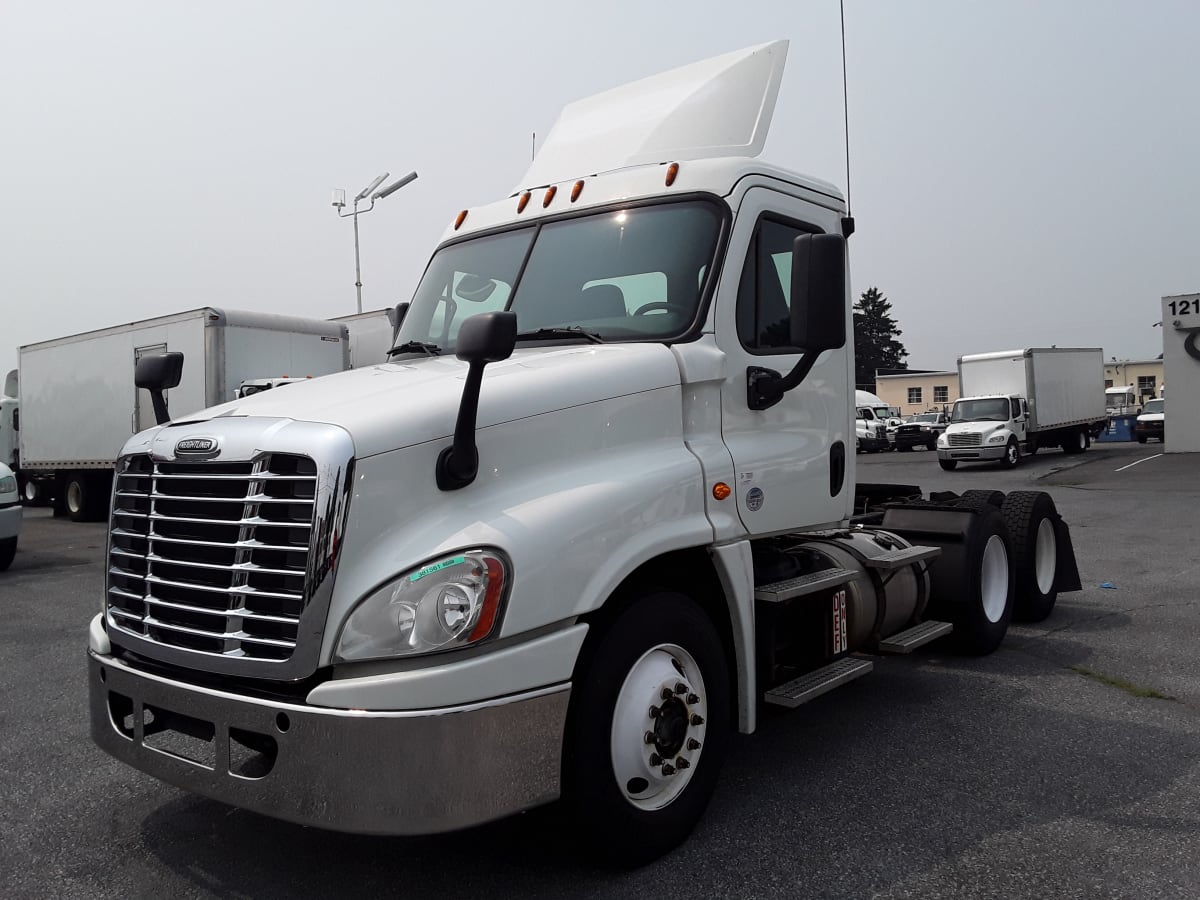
[861,545,941,570]
[876,620,953,654]
[754,568,856,603]
[763,657,874,708]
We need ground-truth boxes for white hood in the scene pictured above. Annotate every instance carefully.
[168,344,682,459]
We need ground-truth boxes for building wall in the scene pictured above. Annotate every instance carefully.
[875,372,960,417]
[1102,359,1164,400]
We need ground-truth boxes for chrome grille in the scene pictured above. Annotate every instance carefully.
[948,432,983,447]
[106,453,316,662]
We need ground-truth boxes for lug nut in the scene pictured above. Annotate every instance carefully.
[649,753,662,767]
[661,763,676,776]
[644,731,656,745]
[690,714,705,726]
[674,682,689,695]
[687,738,702,751]
[686,693,700,704]
[675,757,690,769]
[649,705,660,718]
[661,687,675,700]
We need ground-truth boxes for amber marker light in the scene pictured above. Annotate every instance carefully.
[712,482,732,501]
[454,210,468,230]
[570,180,584,202]
[543,185,558,207]
[517,192,531,213]
[665,162,680,186]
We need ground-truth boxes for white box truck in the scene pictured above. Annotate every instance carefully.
[331,308,400,368]
[19,308,348,519]
[87,42,1083,863]
[937,348,1107,470]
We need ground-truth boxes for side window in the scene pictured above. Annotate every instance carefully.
[1010,398,1021,419]
[737,218,816,350]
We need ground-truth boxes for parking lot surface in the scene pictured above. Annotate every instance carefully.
[1,442,1197,899]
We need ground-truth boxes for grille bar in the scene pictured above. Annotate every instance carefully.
[105,452,317,663]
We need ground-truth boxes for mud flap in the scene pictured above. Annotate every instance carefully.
[1052,515,1082,593]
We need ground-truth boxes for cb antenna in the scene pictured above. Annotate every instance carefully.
[840,0,855,237]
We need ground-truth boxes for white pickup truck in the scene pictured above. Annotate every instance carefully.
[88,41,1081,863]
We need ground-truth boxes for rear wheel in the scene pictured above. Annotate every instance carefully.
[1061,428,1088,455]
[1137,435,1148,444]
[959,490,1005,508]
[939,459,958,471]
[1001,491,1060,622]
[563,591,730,865]
[928,503,1014,654]
[64,474,89,522]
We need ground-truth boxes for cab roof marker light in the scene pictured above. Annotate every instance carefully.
[570,180,584,202]
[543,185,557,207]
[665,162,680,186]
[454,209,468,230]
[517,192,531,213]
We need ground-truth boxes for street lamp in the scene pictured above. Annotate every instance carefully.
[332,170,418,314]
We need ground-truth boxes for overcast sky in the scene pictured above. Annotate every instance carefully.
[3,0,1197,380]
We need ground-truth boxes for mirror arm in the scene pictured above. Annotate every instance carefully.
[436,361,486,491]
[747,353,819,411]
[150,391,170,426]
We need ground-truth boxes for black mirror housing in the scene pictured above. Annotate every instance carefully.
[456,311,517,363]
[790,233,847,351]
[135,352,184,391]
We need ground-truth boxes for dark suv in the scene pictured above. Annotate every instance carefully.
[894,412,949,451]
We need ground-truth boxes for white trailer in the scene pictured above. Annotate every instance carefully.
[0,370,17,471]
[88,42,1084,864]
[19,308,348,519]
[937,348,1106,470]
[331,308,398,368]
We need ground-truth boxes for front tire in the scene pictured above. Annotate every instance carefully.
[563,591,731,865]
[939,459,958,471]
[1001,438,1020,468]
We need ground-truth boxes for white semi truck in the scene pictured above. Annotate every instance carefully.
[18,308,349,519]
[937,348,1107,470]
[88,43,1082,863]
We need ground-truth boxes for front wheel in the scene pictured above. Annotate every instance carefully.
[939,459,958,471]
[563,591,730,865]
[1001,438,1020,468]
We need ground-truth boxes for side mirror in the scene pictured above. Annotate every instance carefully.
[387,302,410,345]
[790,233,847,350]
[436,312,517,491]
[134,352,184,425]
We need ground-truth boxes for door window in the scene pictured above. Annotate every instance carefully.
[736,218,818,351]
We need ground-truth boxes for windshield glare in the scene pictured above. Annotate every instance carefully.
[1142,399,1163,414]
[394,201,723,353]
[951,398,1011,423]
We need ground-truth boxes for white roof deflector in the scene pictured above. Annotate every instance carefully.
[519,40,788,189]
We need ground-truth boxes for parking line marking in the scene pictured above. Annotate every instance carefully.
[1115,454,1163,472]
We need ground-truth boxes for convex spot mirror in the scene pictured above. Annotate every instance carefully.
[135,352,184,391]
[790,233,847,351]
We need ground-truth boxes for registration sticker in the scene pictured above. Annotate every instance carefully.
[410,556,465,582]
[832,589,847,654]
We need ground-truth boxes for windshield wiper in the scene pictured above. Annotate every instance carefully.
[514,326,604,345]
[388,341,442,357]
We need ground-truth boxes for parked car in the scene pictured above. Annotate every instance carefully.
[0,461,20,570]
[1135,398,1164,443]
[894,411,949,451]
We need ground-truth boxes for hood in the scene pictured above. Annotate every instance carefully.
[165,344,682,458]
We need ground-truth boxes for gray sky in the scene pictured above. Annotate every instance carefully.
[3,0,1197,380]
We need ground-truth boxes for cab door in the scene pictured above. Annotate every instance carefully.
[716,187,850,536]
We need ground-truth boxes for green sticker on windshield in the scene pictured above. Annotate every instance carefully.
[410,556,466,583]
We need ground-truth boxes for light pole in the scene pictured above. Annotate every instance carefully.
[332,170,418,314]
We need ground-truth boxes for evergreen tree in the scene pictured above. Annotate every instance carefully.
[853,287,908,391]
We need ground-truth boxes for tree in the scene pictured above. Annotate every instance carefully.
[853,287,908,392]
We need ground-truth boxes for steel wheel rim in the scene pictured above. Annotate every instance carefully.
[67,481,83,514]
[1007,443,1018,465]
[1035,517,1057,595]
[980,534,1009,623]
[23,480,37,502]
[610,643,707,811]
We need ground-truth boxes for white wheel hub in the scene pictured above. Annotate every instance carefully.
[1034,517,1057,595]
[980,534,1009,623]
[610,643,707,811]
[67,480,83,514]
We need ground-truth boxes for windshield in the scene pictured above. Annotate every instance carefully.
[951,398,1011,423]
[910,413,939,423]
[1142,399,1164,414]
[393,201,723,354]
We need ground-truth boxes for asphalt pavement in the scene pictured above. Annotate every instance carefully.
[1,441,1197,899]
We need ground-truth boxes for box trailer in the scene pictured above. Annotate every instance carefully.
[331,308,399,368]
[19,308,348,518]
[938,348,1107,469]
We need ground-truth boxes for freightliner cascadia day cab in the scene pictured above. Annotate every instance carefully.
[17,308,349,519]
[88,42,1082,863]
[937,348,1107,471]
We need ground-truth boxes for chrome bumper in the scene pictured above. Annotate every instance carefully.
[937,446,1006,461]
[89,652,569,834]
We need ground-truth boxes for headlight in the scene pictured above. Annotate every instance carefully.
[334,549,509,662]
[987,433,1007,444]
[0,475,15,494]
[936,434,948,446]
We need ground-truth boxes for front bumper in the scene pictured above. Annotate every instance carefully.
[89,651,569,835]
[0,503,21,540]
[937,445,1007,462]
[895,431,936,449]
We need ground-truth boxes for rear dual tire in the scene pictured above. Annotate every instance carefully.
[1001,491,1061,622]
